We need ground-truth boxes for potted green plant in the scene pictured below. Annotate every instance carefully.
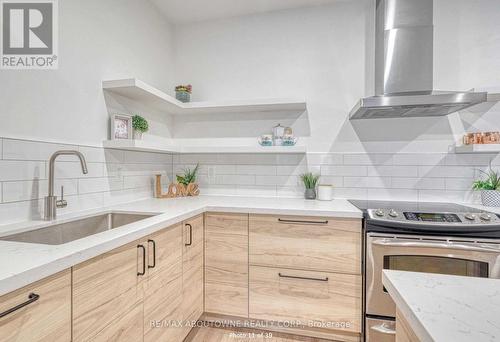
[132,115,149,140]
[175,84,192,103]
[473,166,500,207]
[300,172,320,200]
[177,164,199,186]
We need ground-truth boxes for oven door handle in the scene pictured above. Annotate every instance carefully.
[373,239,500,253]
[370,323,396,335]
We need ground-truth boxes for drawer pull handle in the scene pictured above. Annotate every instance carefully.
[278,273,329,282]
[137,244,146,276]
[185,223,193,246]
[277,218,329,225]
[0,293,40,318]
[147,239,156,269]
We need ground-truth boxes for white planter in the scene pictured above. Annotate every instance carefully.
[133,131,143,140]
[481,190,500,207]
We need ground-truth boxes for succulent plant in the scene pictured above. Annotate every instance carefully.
[177,164,199,185]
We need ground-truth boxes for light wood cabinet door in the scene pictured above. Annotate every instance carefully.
[73,239,146,342]
[182,214,204,338]
[249,214,362,274]
[249,265,362,334]
[144,224,184,342]
[396,309,420,342]
[205,212,248,317]
[0,269,71,342]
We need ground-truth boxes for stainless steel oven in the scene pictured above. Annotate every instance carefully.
[348,199,500,342]
[365,233,500,340]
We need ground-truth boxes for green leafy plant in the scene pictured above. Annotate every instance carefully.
[132,115,149,133]
[300,172,320,189]
[473,166,500,191]
[177,164,199,185]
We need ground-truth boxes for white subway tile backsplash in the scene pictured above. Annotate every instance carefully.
[255,175,299,186]
[0,160,46,181]
[81,146,124,163]
[445,178,475,191]
[237,165,277,175]
[2,179,78,203]
[367,189,418,201]
[78,177,123,194]
[123,175,154,190]
[367,165,418,177]
[55,162,104,179]
[321,165,367,176]
[445,154,495,166]
[343,154,393,165]
[418,166,475,178]
[306,153,343,165]
[344,177,391,188]
[319,176,343,187]
[2,136,498,224]
[216,175,255,186]
[2,139,77,161]
[391,177,445,190]
[0,138,173,224]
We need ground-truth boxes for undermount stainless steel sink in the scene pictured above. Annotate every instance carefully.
[0,212,157,245]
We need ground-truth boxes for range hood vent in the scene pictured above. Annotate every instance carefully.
[350,0,487,120]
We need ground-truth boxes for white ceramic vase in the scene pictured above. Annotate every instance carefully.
[481,190,500,207]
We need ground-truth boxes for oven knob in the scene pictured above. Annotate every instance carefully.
[480,213,492,221]
[388,210,399,218]
[464,213,476,221]
[375,209,384,217]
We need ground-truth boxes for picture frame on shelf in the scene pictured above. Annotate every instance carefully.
[111,114,132,140]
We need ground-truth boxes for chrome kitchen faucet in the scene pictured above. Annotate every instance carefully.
[44,150,88,220]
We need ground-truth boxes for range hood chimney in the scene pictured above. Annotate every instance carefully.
[349,0,487,120]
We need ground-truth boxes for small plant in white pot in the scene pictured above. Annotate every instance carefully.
[473,167,500,207]
[300,172,320,200]
[132,115,149,140]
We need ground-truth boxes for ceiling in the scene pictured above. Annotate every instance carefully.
[150,0,341,24]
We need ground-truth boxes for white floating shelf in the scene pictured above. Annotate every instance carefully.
[103,140,306,154]
[103,139,178,153]
[178,145,307,154]
[455,144,500,154]
[103,78,307,115]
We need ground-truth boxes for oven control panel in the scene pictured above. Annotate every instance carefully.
[369,209,500,225]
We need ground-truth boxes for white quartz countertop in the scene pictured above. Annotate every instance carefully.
[383,270,500,342]
[0,195,361,296]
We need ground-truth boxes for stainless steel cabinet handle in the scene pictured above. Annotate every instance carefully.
[185,223,192,246]
[277,218,328,225]
[278,273,328,282]
[147,239,156,269]
[373,239,500,253]
[137,245,146,276]
[370,323,396,335]
[0,293,40,318]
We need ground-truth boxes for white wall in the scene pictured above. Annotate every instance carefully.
[172,0,500,153]
[0,0,175,146]
[0,0,176,225]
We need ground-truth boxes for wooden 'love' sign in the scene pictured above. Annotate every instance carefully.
[155,175,200,198]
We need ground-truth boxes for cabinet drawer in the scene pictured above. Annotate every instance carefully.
[0,269,71,342]
[249,266,361,334]
[249,214,361,274]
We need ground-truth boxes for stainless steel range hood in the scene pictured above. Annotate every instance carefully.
[349,0,487,120]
